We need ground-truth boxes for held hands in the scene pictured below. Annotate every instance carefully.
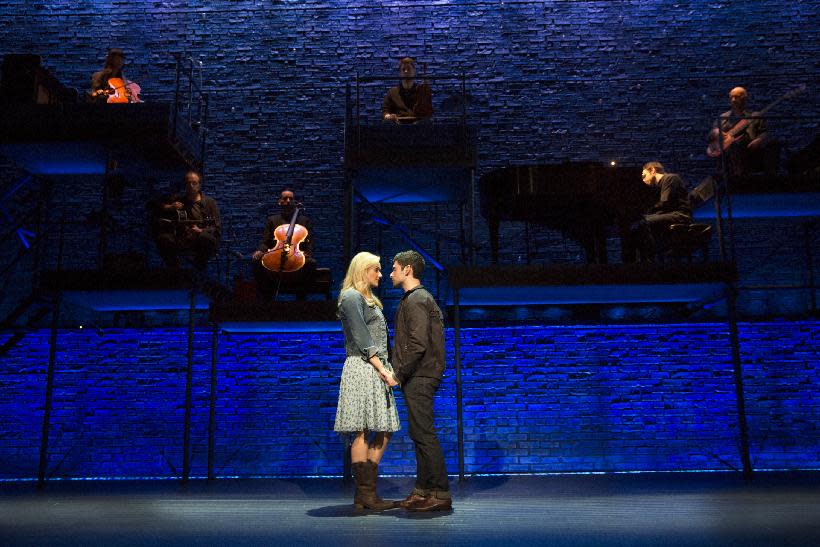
[378,368,399,387]
[370,356,399,387]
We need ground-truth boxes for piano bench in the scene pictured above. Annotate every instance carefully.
[667,223,713,263]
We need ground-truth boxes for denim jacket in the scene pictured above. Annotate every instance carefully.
[338,288,384,360]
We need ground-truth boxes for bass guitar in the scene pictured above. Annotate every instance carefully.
[707,84,805,157]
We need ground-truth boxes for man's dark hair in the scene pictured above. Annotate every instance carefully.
[642,161,665,174]
[393,250,425,279]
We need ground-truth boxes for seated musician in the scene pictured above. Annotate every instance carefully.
[382,57,432,123]
[251,189,317,300]
[153,170,221,270]
[709,86,780,177]
[89,48,141,103]
[624,162,692,263]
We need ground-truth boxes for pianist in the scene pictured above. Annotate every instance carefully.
[624,162,691,262]
[382,57,432,123]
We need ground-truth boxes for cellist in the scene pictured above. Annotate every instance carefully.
[252,189,317,301]
[382,57,433,123]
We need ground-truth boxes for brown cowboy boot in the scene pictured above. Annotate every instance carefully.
[352,461,395,511]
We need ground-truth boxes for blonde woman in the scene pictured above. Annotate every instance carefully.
[334,252,400,511]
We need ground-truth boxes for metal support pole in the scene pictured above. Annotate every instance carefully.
[182,284,195,482]
[207,323,218,480]
[805,221,817,314]
[173,54,181,138]
[726,285,752,478]
[453,288,465,482]
[469,168,476,266]
[344,171,354,266]
[38,217,65,487]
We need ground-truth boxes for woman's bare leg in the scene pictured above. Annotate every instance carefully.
[351,431,368,463]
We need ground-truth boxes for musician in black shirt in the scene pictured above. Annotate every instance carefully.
[624,162,691,262]
[153,170,221,270]
[251,189,316,300]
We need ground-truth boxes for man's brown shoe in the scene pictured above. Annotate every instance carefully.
[406,495,452,512]
[399,492,427,509]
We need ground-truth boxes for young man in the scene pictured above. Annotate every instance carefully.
[624,162,691,262]
[389,250,451,512]
[382,57,433,123]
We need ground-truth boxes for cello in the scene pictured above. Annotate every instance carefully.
[261,204,308,273]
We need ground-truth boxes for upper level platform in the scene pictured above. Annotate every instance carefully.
[446,262,737,307]
[0,102,204,173]
[344,122,477,204]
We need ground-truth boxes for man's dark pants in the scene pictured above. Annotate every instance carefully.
[625,211,691,262]
[403,375,449,494]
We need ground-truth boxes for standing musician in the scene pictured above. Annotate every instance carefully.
[153,170,221,271]
[251,189,316,300]
[90,48,142,103]
[709,86,779,177]
[382,57,433,123]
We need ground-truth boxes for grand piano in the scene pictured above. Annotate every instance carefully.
[479,162,656,264]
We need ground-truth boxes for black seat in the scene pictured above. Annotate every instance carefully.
[276,267,332,300]
[235,267,333,302]
[666,177,716,262]
[668,223,713,262]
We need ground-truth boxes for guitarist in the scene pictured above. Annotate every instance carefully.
[712,86,780,177]
[251,189,316,301]
[90,48,125,102]
[90,48,141,103]
[153,170,221,270]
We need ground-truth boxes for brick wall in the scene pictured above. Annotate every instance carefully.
[1,321,817,479]
[1,1,819,479]
[1,1,819,318]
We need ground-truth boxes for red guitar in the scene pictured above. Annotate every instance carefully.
[92,77,143,103]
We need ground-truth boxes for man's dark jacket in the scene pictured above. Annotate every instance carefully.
[392,285,445,385]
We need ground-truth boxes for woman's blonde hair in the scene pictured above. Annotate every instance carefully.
[339,251,383,309]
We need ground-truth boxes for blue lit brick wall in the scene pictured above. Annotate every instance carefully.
[1,1,819,318]
[1,321,817,480]
[1,0,819,480]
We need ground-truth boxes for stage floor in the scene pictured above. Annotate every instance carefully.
[2,473,819,546]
